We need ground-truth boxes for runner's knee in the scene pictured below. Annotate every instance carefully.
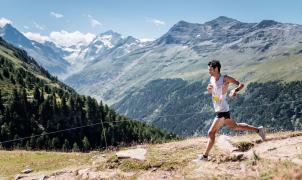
[208,130,216,138]
[228,123,238,130]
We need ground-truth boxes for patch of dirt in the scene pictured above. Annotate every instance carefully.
[246,135,302,165]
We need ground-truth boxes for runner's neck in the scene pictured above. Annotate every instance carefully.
[214,73,221,81]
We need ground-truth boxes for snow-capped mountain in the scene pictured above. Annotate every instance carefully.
[0,24,70,78]
[63,30,146,77]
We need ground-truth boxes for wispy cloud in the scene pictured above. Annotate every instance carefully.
[49,30,95,47]
[50,12,64,18]
[33,21,45,30]
[152,19,165,26]
[0,17,12,28]
[87,14,102,28]
[23,32,50,43]
[91,19,102,27]
[146,18,166,27]
[23,26,29,29]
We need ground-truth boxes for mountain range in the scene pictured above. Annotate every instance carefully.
[65,16,302,105]
[1,16,302,135]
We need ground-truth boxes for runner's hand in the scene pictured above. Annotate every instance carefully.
[207,84,213,93]
[229,89,237,97]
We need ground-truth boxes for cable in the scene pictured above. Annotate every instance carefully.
[0,122,103,145]
[0,98,301,145]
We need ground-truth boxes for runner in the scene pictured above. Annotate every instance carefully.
[197,60,265,161]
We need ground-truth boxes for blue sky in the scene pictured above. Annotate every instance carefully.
[1,0,301,46]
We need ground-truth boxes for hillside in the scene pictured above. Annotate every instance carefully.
[2,131,302,179]
[0,37,177,151]
[113,79,302,135]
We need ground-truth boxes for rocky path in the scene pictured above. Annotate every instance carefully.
[14,133,302,179]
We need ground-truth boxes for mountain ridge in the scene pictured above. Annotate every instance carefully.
[0,24,71,77]
[65,16,302,105]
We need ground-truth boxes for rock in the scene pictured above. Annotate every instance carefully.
[14,174,24,180]
[21,168,33,174]
[116,148,146,160]
[151,168,157,172]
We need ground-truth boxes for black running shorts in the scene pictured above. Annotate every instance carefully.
[215,111,231,119]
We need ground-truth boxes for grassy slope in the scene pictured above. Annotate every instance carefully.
[0,39,73,98]
[179,41,302,85]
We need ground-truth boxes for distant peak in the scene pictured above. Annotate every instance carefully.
[216,16,236,21]
[3,23,16,30]
[100,30,121,37]
[170,20,197,30]
[176,20,190,24]
[205,16,240,25]
[256,20,280,28]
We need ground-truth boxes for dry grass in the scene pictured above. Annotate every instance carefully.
[0,150,94,177]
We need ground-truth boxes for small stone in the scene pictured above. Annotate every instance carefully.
[21,168,33,174]
[151,167,157,172]
[14,174,24,180]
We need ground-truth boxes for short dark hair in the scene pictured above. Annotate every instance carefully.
[208,60,221,72]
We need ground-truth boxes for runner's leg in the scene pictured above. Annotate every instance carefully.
[224,118,258,131]
[204,117,224,156]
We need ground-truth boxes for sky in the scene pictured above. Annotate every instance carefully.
[1,0,302,47]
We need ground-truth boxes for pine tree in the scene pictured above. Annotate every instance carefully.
[62,139,70,152]
[0,90,4,114]
[72,142,79,152]
[33,87,41,104]
[82,136,90,152]
[51,137,60,150]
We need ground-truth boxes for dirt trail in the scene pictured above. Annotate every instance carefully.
[246,135,302,165]
[215,134,302,165]
[15,133,302,179]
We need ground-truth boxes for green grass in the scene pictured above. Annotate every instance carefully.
[235,55,302,84]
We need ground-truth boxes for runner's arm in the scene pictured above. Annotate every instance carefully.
[225,75,244,95]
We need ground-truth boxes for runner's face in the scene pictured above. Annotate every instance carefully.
[208,66,217,76]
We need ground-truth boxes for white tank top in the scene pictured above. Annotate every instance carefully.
[210,75,229,112]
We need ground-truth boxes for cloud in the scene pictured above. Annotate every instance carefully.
[23,32,50,43]
[50,12,64,18]
[33,21,45,30]
[23,26,29,29]
[49,30,95,47]
[23,30,96,47]
[146,18,166,27]
[91,19,102,27]
[87,14,102,28]
[0,17,12,28]
[152,19,165,26]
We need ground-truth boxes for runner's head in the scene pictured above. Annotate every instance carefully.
[208,60,221,76]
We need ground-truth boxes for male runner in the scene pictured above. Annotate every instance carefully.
[198,60,265,161]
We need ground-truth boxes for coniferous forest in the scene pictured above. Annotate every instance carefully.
[113,79,302,135]
[0,37,177,151]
